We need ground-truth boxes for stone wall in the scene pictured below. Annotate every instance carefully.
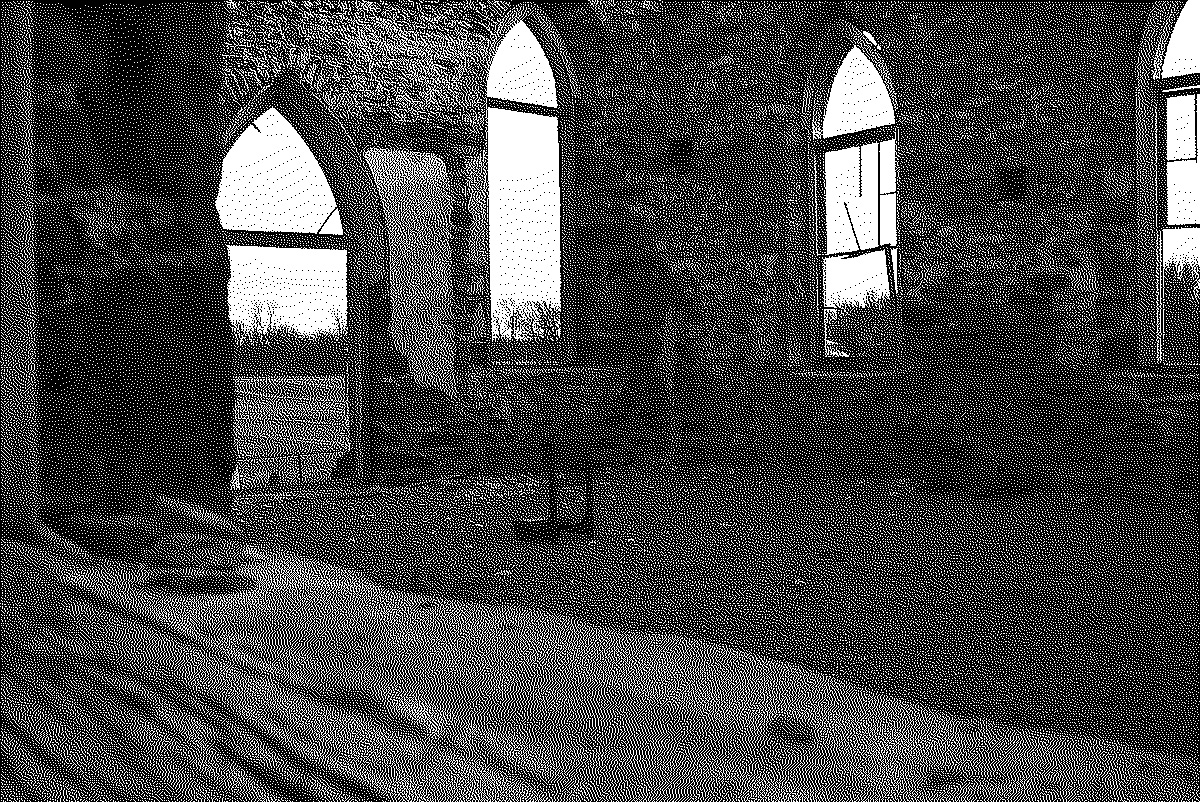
[862,1,1149,368]
[364,148,457,398]
[221,0,1159,391]
[32,2,237,535]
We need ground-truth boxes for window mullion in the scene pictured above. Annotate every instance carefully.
[815,124,895,154]
[224,229,345,249]
[487,96,558,117]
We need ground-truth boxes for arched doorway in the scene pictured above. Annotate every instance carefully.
[219,106,347,488]
[219,80,387,485]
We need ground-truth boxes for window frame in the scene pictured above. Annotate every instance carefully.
[221,107,347,251]
[808,25,901,365]
[482,3,579,365]
[221,76,389,482]
[1137,1,1200,370]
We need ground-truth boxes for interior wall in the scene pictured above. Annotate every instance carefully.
[34,1,237,523]
[459,150,491,360]
[860,1,1151,367]
[224,0,1165,389]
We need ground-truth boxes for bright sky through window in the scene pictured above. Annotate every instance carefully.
[1164,0,1199,78]
[487,19,561,331]
[225,246,347,333]
[218,108,342,234]
[1165,0,1200,271]
[487,20,557,107]
[218,108,346,334]
[823,47,895,138]
[824,141,895,305]
[488,107,561,308]
[818,44,897,357]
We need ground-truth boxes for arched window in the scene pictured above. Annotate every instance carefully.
[1159,0,1199,364]
[487,16,563,362]
[814,41,898,359]
[219,107,347,340]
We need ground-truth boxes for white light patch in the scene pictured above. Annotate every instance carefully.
[1164,0,1200,79]
[1168,157,1200,226]
[488,20,557,107]
[218,108,339,234]
[823,47,895,138]
[488,106,561,322]
[228,246,347,334]
[825,144,881,253]
[1164,228,1200,268]
[824,250,892,307]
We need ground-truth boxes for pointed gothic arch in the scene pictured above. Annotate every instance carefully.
[221,77,388,481]
[484,2,580,364]
[805,22,900,361]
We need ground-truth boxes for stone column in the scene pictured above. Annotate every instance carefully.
[33,3,236,556]
[1,1,41,543]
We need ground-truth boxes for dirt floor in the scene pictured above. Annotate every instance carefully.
[233,454,1200,763]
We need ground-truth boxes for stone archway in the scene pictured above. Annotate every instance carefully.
[223,76,389,482]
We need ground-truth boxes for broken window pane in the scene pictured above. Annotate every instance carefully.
[819,46,898,359]
[825,250,891,306]
[218,108,339,234]
[823,47,895,138]
[825,144,884,253]
[487,20,557,108]
[319,207,343,236]
[1164,0,1200,79]
[822,251,898,358]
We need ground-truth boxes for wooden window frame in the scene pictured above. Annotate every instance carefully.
[483,3,579,365]
[808,27,901,366]
[1137,1,1200,370]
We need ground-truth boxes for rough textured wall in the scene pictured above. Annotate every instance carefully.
[222,0,1157,394]
[577,0,1152,370]
[856,1,1150,368]
[32,2,237,552]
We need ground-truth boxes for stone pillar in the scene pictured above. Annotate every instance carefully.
[455,150,491,366]
[32,3,235,555]
[1,1,41,543]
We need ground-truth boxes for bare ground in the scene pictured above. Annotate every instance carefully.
[233,455,1200,763]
